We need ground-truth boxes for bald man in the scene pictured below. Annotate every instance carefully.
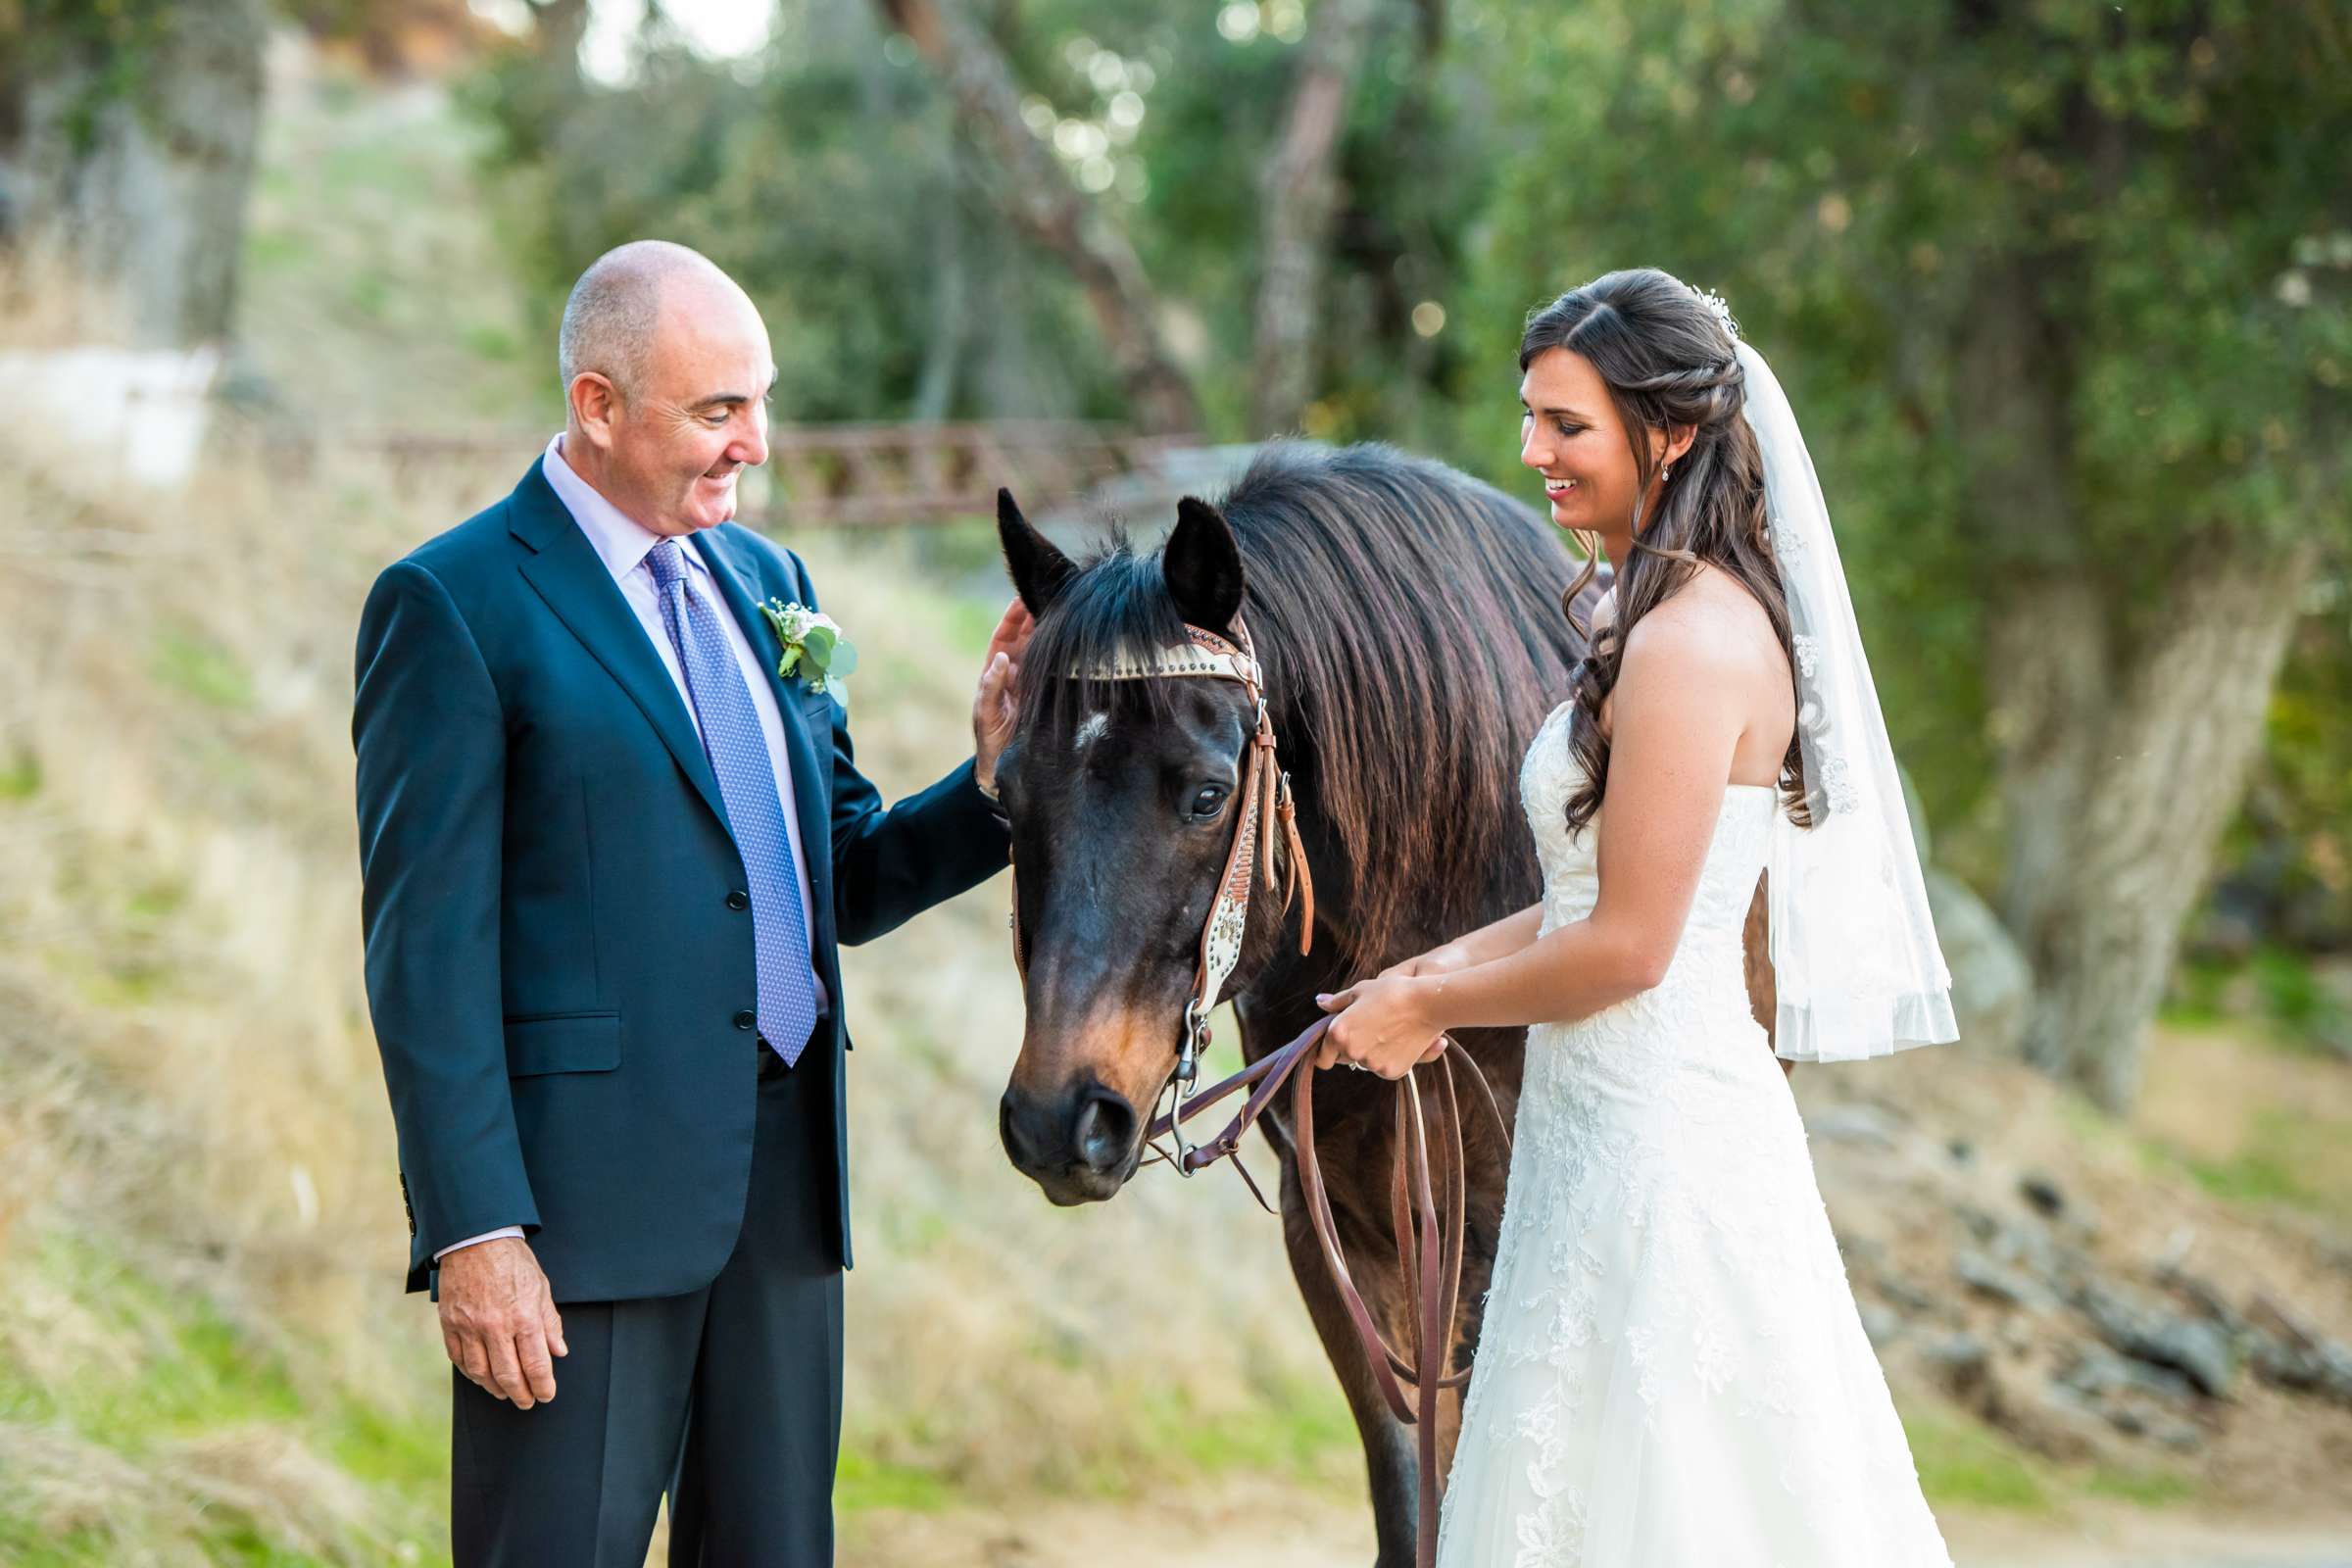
[354,241,1031,1565]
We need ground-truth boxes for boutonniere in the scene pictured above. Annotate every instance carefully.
[759,599,858,703]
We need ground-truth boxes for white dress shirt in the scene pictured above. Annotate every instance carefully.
[436,435,829,1262]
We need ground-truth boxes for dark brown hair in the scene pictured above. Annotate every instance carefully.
[1520,267,1806,834]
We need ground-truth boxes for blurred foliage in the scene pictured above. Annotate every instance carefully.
[0,0,481,121]
[457,0,2347,967]
[0,1,186,151]
[465,0,1492,437]
[1441,0,2351,856]
[466,3,1130,423]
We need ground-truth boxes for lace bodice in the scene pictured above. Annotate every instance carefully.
[1518,701,1776,1057]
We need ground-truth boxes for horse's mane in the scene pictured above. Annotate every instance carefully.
[1019,441,1584,976]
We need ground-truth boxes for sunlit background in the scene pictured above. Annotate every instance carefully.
[0,2,2346,1564]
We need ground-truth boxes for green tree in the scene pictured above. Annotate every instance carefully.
[472,1,1139,425]
[0,0,270,348]
[475,0,1488,441]
[1451,0,2352,1109]
[0,0,501,348]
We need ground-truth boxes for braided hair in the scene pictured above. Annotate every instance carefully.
[1522,268,1806,836]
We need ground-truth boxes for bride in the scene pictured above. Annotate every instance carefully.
[1313,268,1957,1565]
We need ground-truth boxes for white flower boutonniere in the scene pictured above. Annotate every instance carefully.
[759,598,858,705]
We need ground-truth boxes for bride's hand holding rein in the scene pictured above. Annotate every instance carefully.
[1313,972,1451,1080]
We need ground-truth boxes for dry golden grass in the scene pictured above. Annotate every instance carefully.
[0,71,1342,1545]
[0,390,1335,1562]
[0,403,447,1557]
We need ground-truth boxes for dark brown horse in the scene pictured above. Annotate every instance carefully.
[991,441,1592,1562]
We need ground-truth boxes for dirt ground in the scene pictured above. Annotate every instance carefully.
[1783,1026,2352,1513]
[838,1479,2352,1566]
[815,1025,2352,1568]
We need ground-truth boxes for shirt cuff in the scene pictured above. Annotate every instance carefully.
[433,1225,524,1261]
[973,762,1008,827]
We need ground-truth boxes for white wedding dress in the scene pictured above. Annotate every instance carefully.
[1434,703,1952,1567]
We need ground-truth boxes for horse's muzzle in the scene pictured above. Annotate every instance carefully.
[999,1083,1141,1203]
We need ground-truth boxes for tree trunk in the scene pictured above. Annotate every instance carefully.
[1248,0,1381,437]
[526,0,590,71]
[1954,247,2323,1113]
[1993,543,2320,1111]
[875,0,1204,437]
[6,0,268,349]
[911,130,968,424]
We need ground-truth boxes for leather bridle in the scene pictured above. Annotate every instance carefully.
[1005,613,1507,1568]
[1008,615,1315,1166]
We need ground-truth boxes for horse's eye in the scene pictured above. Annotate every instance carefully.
[1190,785,1228,819]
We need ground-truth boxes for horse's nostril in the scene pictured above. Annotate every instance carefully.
[1000,1090,1035,1169]
[1071,1091,1137,1173]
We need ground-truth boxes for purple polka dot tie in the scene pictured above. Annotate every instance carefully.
[647,539,820,1066]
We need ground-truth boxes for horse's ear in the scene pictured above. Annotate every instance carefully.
[1164,496,1245,633]
[998,488,1076,615]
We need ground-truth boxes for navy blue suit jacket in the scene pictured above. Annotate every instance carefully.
[354,459,1008,1299]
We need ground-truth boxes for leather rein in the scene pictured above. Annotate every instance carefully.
[1006,614,1508,1568]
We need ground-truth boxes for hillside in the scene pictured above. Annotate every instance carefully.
[0,51,2346,1568]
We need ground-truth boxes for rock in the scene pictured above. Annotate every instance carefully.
[1920,1332,1991,1397]
[2036,1380,2126,1448]
[2250,1333,2352,1404]
[1838,1235,1887,1272]
[2049,1348,2213,1456]
[1875,1272,1941,1317]
[2019,1173,2066,1219]
[2056,1345,2202,1406]
[1953,1205,2078,1301]
[2080,1397,2202,1451]
[2154,1259,2248,1337]
[2076,1282,2238,1398]
[1806,1103,1905,1148]
[1985,1212,2076,1293]
[1859,1302,1905,1348]
[1925,867,2033,1057]
[1955,1249,2055,1311]
[1990,1377,2101,1460]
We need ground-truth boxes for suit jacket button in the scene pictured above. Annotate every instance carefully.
[726,889,750,910]
[733,1008,757,1031]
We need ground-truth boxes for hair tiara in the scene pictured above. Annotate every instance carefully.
[1690,283,1740,341]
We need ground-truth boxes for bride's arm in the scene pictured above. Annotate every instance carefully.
[1317,605,1750,1074]
[1393,905,1544,979]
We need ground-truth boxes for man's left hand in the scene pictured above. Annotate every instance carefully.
[1313,975,1450,1079]
[973,598,1036,797]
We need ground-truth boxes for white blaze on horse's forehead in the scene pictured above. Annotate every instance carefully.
[1072,711,1110,751]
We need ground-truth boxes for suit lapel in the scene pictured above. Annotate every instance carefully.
[696,526,837,934]
[508,461,734,837]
